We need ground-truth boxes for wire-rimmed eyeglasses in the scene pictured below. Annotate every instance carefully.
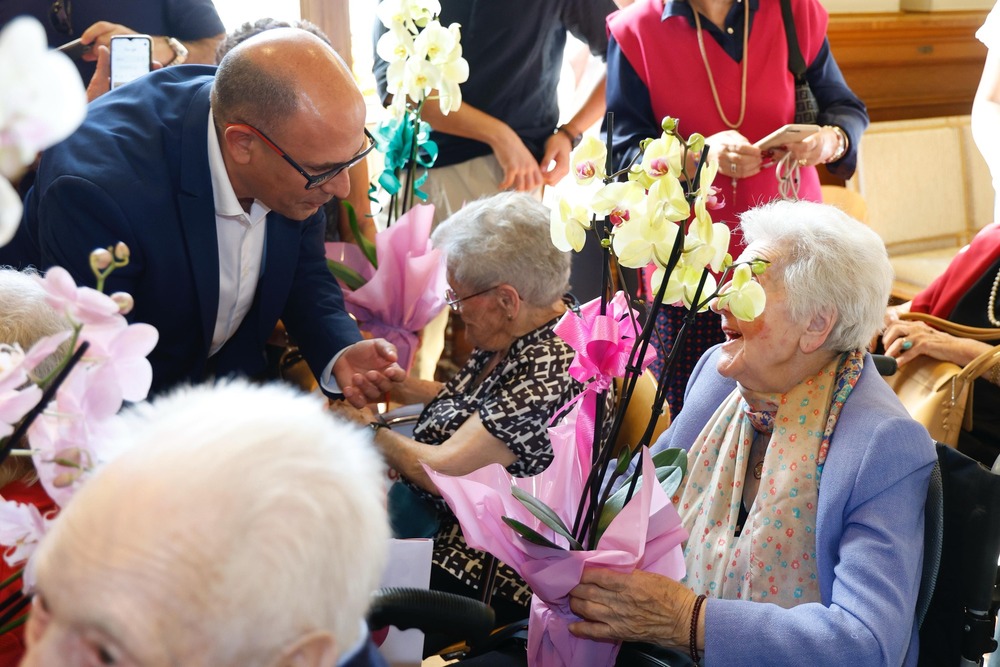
[445,286,499,313]
[225,123,377,191]
[49,0,73,35]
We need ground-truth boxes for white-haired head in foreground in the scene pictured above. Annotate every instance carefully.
[739,199,893,351]
[21,380,389,667]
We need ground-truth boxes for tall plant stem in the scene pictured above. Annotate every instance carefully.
[0,342,89,467]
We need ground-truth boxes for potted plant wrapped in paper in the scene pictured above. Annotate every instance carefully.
[426,116,767,667]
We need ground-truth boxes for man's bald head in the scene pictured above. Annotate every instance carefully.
[211,28,364,136]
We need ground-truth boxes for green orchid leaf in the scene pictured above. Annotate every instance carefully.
[326,259,368,291]
[501,516,566,550]
[511,486,583,550]
[651,447,688,477]
[615,447,633,476]
[594,449,689,543]
[342,202,378,269]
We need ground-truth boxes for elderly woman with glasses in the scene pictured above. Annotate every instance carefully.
[335,191,581,623]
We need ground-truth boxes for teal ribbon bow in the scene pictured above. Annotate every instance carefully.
[374,110,439,201]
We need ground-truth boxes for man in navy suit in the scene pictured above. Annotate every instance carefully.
[17,28,403,403]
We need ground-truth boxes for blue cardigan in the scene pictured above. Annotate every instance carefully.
[653,346,935,666]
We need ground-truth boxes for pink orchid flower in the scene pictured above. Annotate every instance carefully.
[0,500,49,575]
[36,267,127,329]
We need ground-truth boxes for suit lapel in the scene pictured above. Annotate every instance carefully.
[176,80,220,351]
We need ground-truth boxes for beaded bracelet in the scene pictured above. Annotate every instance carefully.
[689,594,707,664]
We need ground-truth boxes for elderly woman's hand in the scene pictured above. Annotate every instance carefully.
[327,399,377,426]
[882,319,989,368]
[568,568,701,650]
[706,130,763,181]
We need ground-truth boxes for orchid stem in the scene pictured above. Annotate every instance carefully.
[0,342,89,467]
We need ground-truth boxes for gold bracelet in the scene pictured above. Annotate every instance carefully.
[825,125,848,163]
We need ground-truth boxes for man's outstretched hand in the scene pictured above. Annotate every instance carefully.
[333,338,406,407]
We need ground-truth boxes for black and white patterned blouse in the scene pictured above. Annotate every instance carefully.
[411,313,583,607]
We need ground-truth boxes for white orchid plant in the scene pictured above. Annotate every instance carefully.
[373,0,469,223]
[0,17,86,247]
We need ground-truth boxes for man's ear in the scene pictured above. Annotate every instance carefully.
[221,124,255,166]
[799,306,835,354]
[272,630,336,667]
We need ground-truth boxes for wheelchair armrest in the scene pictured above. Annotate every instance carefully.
[368,587,496,651]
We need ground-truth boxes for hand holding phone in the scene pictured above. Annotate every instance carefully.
[110,34,152,89]
[753,124,821,151]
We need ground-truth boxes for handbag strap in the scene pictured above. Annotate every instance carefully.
[901,312,1000,342]
[956,344,1000,432]
[779,0,808,82]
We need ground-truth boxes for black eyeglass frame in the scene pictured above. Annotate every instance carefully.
[49,0,73,35]
[225,123,376,191]
[445,286,500,313]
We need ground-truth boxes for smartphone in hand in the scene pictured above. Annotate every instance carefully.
[56,38,92,61]
[110,34,152,89]
[753,124,821,151]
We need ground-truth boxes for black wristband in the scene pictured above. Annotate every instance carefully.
[368,421,390,436]
[689,594,706,664]
[554,124,582,149]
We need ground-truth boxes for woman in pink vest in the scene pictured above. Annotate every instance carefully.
[607,0,866,417]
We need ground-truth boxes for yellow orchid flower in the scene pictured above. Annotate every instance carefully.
[649,258,718,311]
[550,197,593,253]
[684,200,730,272]
[611,207,680,269]
[591,181,646,227]
[646,174,690,223]
[571,136,607,186]
[716,263,767,321]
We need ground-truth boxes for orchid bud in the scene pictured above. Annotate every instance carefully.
[660,116,678,133]
[114,242,130,263]
[89,247,113,272]
[110,291,135,315]
[688,133,706,155]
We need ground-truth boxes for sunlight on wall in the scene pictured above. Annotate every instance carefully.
[211,0,300,32]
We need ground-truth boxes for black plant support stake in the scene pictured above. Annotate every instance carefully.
[0,341,89,468]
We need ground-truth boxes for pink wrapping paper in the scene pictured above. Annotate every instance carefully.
[426,406,688,667]
[326,204,447,371]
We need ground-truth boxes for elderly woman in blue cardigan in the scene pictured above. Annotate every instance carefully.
[570,200,936,666]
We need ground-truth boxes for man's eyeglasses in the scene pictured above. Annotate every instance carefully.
[445,286,499,313]
[225,123,376,191]
[49,0,73,35]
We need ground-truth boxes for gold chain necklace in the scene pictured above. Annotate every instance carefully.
[693,1,749,130]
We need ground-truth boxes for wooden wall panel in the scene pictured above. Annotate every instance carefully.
[827,10,989,122]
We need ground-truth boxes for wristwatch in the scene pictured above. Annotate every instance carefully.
[555,124,582,149]
[368,420,390,436]
[163,36,188,65]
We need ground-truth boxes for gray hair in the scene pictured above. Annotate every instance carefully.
[39,380,388,665]
[431,192,571,306]
[739,200,892,352]
[0,268,68,373]
[215,19,330,64]
[0,268,69,484]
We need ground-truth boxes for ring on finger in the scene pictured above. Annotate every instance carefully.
[797,158,808,167]
[901,339,913,351]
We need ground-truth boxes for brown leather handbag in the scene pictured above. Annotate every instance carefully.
[884,312,1000,447]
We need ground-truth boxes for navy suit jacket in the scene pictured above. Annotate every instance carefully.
[18,66,361,394]
[653,346,936,666]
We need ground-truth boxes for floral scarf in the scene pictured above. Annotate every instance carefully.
[678,351,864,606]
